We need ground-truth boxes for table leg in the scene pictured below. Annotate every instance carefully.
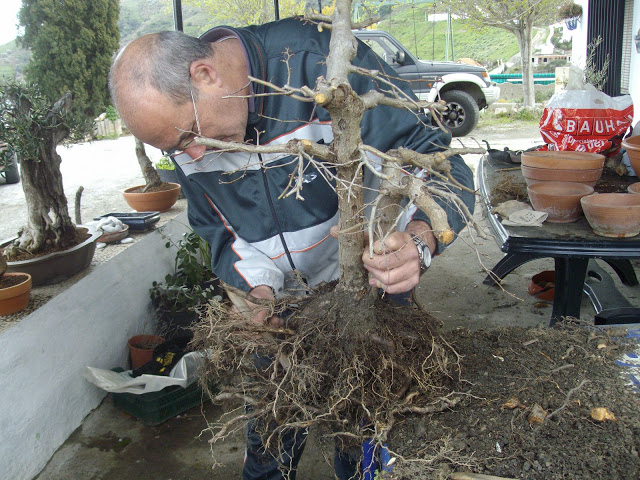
[550,257,589,327]
[483,253,541,286]
[601,258,639,286]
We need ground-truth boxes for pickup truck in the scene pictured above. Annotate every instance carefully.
[353,30,500,137]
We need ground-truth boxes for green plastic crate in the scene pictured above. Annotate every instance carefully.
[111,375,210,426]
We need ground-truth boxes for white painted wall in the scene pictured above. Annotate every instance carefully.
[630,0,640,125]
[0,213,189,480]
[570,0,590,70]
[570,0,639,126]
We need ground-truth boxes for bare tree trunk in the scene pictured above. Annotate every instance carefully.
[515,24,535,108]
[318,0,369,295]
[135,137,162,191]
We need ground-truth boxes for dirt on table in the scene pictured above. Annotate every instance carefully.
[387,321,640,480]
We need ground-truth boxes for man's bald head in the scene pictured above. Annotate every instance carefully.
[109,31,214,124]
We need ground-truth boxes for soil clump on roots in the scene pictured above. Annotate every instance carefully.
[194,290,640,479]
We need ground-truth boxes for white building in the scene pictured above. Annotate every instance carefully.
[570,0,640,125]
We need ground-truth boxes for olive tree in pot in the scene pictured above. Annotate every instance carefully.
[150,231,222,340]
[122,139,181,212]
[0,82,100,285]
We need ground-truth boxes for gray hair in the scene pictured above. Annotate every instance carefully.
[109,30,213,107]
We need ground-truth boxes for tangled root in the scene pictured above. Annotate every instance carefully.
[192,285,462,465]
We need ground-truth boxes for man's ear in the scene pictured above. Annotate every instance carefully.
[190,61,221,89]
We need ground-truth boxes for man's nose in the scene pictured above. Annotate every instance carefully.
[185,144,207,160]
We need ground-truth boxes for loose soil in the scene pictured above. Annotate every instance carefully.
[387,321,640,479]
[0,273,29,288]
[129,182,177,193]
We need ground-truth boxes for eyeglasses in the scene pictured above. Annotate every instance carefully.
[162,82,202,158]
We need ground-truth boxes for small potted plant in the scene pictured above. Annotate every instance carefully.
[558,2,583,30]
[122,139,181,212]
[154,155,178,184]
[0,253,32,316]
[150,231,222,339]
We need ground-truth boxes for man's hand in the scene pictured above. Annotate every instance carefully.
[331,221,436,294]
[363,231,423,294]
[244,285,284,328]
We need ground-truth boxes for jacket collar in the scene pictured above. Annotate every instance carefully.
[199,26,266,127]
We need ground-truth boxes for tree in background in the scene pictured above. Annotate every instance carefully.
[442,0,559,108]
[183,0,306,27]
[18,0,120,120]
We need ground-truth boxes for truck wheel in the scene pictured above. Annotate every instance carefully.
[440,90,479,137]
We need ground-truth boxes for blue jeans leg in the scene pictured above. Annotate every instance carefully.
[242,420,308,480]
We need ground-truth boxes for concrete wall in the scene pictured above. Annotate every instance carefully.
[0,213,189,480]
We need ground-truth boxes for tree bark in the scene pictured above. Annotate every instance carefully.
[515,23,535,108]
[135,138,163,191]
[319,0,369,296]
[9,94,76,254]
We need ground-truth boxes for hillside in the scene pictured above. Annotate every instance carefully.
[0,39,30,81]
[1,2,550,83]
[377,7,521,68]
[119,0,212,46]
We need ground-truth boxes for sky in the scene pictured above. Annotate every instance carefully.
[0,0,23,46]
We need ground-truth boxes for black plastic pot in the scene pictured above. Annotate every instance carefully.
[1,153,20,184]
[153,306,198,341]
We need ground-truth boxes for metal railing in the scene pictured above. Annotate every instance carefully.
[490,73,555,85]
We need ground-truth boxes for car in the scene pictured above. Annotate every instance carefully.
[353,29,500,137]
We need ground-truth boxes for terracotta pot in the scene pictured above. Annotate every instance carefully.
[521,164,602,187]
[521,151,605,170]
[527,181,593,223]
[122,183,181,213]
[2,225,100,286]
[581,193,640,238]
[0,272,32,315]
[628,182,640,194]
[528,270,555,301]
[622,136,640,176]
[127,334,165,369]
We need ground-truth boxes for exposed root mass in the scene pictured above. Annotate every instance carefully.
[193,285,459,465]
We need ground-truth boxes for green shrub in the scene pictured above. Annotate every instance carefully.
[105,105,119,122]
[155,156,175,170]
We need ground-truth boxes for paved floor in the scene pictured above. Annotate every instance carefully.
[22,122,640,479]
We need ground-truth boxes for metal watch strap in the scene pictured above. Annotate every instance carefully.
[410,234,432,273]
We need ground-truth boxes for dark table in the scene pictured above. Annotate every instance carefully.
[477,155,640,326]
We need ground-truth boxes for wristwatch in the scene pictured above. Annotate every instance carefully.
[411,234,432,274]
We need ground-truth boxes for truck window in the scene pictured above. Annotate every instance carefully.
[360,36,410,66]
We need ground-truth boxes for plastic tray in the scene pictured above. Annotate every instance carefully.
[94,212,160,231]
[111,377,210,426]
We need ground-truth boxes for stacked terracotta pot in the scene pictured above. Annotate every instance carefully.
[522,151,604,223]
[521,151,605,187]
